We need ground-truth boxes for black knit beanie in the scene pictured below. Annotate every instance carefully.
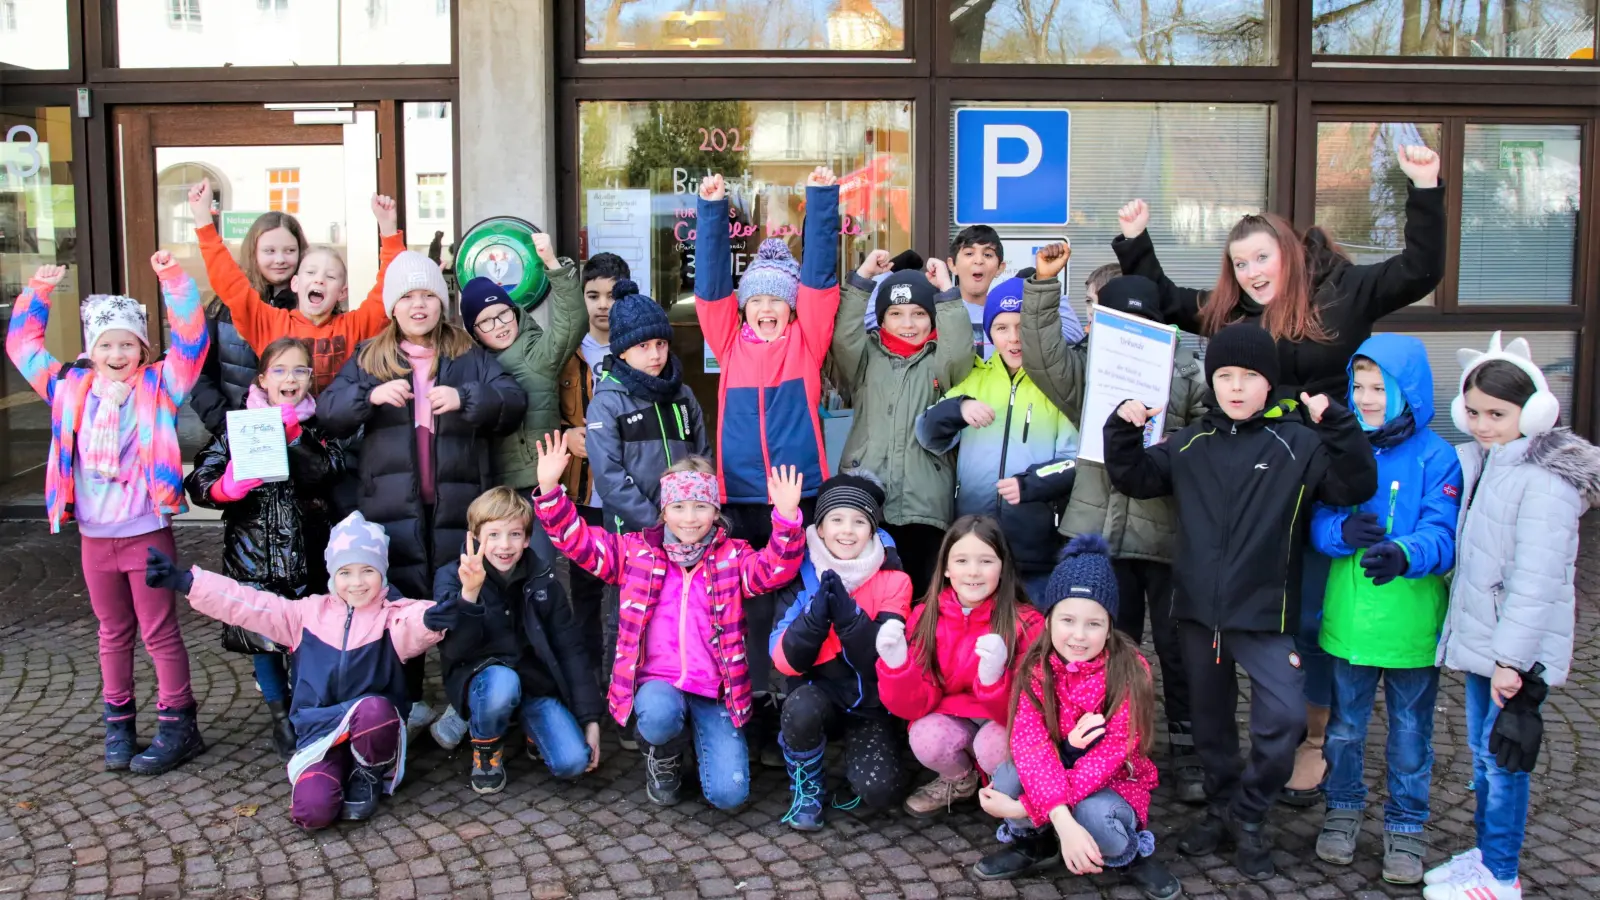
[1039,534,1119,619]
[874,270,939,328]
[1204,322,1279,389]
[1094,276,1164,325]
[814,472,886,526]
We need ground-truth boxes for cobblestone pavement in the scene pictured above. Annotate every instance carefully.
[1,520,1596,900]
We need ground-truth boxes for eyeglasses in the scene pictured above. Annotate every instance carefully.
[476,308,517,332]
[267,366,314,381]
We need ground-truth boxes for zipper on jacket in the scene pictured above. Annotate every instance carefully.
[1021,403,1032,444]
[1213,626,1221,665]
[1280,486,1306,632]
[654,405,674,466]
[338,604,354,701]
[996,373,1020,480]
[675,567,691,690]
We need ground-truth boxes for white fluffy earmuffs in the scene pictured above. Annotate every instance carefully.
[1451,331,1560,436]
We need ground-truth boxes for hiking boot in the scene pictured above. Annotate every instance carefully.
[779,737,826,832]
[1383,831,1428,885]
[1168,723,1207,805]
[470,737,508,795]
[903,770,979,818]
[974,824,1060,880]
[341,764,384,821]
[1281,703,1328,807]
[104,701,139,771]
[525,737,542,765]
[1177,809,1229,856]
[430,704,467,751]
[644,743,683,806]
[1316,806,1362,865]
[1227,813,1275,881]
[266,699,296,762]
[1122,853,1184,900]
[129,705,205,775]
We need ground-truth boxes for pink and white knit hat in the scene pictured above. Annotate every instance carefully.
[659,470,719,509]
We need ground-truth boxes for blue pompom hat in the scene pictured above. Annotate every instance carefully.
[606,278,673,353]
[1039,534,1119,620]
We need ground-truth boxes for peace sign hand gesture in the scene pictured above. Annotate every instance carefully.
[459,532,486,602]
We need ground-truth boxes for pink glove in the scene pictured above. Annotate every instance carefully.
[210,462,263,502]
[280,404,303,443]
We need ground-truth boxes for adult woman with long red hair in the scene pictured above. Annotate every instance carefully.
[1108,143,1444,808]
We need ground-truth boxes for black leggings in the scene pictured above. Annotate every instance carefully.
[1111,558,1189,727]
[780,684,902,811]
[724,497,818,696]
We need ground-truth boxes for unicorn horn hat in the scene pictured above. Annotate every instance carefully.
[1451,330,1560,436]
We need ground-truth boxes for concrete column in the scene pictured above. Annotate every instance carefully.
[457,0,556,237]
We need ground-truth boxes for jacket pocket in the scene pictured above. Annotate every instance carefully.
[1490,581,1506,618]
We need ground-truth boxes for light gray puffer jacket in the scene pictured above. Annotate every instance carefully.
[1438,428,1600,686]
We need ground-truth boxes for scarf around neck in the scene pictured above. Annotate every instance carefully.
[879,328,935,360]
[610,353,683,404]
[664,525,714,568]
[805,524,886,595]
[246,383,317,421]
[83,375,134,481]
[400,340,438,431]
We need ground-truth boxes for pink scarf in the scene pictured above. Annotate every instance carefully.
[82,376,133,481]
[400,340,438,431]
[245,383,317,420]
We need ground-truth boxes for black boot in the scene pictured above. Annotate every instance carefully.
[267,700,296,762]
[1177,808,1229,856]
[1167,722,1206,806]
[103,701,139,771]
[1227,813,1275,881]
[644,742,684,806]
[1122,853,1184,900]
[341,764,385,821]
[973,825,1060,880]
[130,705,205,775]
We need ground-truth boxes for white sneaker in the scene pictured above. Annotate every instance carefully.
[429,705,467,750]
[406,701,437,740]
[1422,861,1521,900]
[1424,847,1484,886]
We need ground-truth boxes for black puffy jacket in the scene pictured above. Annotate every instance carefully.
[190,287,298,435]
[183,417,347,597]
[314,343,528,597]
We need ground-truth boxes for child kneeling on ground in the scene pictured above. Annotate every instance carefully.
[973,534,1181,900]
[145,512,446,830]
[531,433,806,810]
[427,486,603,794]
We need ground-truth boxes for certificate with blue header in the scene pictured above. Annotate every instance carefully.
[1077,305,1177,464]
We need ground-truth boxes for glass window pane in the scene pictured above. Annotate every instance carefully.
[1,106,77,508]
[1313,0,1596,60]
[0,0,70,69]
[585,0,905,52]
[1458,124,1581,304]
[116,0,451,67]
[950,0,1277,65]
[1377,330,1576,443]
[402,101,455,266]
[1314,121,1443,305]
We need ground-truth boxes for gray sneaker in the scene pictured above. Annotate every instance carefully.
[1315,807,1362,865]
[1382,831,1427,885]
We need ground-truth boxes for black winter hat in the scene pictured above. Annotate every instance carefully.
[874,270,939,328]
[1094,276,1164,325]
[1039,534,1119,619]
[1204,322,1279,389]
[459,277,515,339]
[889,249,925,273]
[607,279,673,353]
[815,471,886,526]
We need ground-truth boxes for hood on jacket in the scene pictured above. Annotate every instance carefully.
[1347,332,1434,430]
[1524,428,1600,508]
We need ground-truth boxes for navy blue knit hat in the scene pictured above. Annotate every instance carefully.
[607,278,673,353]
[459,276,515,339]
[1039,534,1119,619]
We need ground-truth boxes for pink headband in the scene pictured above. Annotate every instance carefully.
[659,471,720,509]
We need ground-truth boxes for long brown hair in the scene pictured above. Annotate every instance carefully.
[1198,212,1334,344]
[256,336,312,377]
[240,212,308,298]
[910,515,1025,673]
[356,316,475,382]
[1007,621,1156,758]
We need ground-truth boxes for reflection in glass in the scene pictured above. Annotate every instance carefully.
[116,0,451,67]
[0,0,70,69]
[1313,0,1595,59]
[403,102,456,262]
[1458,124,1581,304]
[585,0,904,52]
[1380,330,1575,442]
[950,0,1276,65]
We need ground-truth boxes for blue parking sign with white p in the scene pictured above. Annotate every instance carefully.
[953,108,1070,227]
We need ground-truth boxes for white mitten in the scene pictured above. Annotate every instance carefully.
[875,618,908,669]
[974,633,1009,686]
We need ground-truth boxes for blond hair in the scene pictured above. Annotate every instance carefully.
[356,316,475,382]
[663,456,717,477]
[467,486,533,536]
[1351,356,1380,374]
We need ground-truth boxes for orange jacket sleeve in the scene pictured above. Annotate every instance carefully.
[196,223,290,354]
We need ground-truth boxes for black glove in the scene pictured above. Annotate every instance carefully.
[818,570,859,625]
[1359,541,1408,586]
[1341,511,1386,550]
[144,546,193,593]
[1489,667,1548,774]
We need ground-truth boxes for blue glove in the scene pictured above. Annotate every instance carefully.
[144,546,193,593]
[1360,541,1407,586]
[1341,512,1386,550]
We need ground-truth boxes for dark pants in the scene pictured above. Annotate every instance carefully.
[563,505,608,683]
[1324,660,1440,833]
[780,683,902,811]
[725,496,818,696]
[1111,559,1188,727]
[290,697,402,830]
[1297,549,1334,708]
[1178,622,1307,823]
[882,522,946,601]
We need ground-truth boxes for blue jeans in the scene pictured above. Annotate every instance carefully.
[467,665,590,779]
[1297,549,1333,708]
[1021,572,1052,607]
[632,679,749,810]
[991,761,1141,867]
[1466,673,1532,882]
[1323,659,1439,832]
[253,653,290,704]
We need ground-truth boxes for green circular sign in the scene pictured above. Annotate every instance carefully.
[455,216,550,310]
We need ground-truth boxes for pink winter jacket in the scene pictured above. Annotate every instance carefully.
[877,589,1044,722]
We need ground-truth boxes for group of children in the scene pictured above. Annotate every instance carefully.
[6,156,1592,900]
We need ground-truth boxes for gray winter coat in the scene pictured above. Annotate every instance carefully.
[584,365,710,534]
[1438,428,1600,687]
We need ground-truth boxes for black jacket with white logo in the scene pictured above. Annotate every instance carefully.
[1103,398,1378,634]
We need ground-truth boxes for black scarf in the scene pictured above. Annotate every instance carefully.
[1369,408,1418,450]
[609,353,683,404]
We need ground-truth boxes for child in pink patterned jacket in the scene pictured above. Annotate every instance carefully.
[972,535,1181,900]
[530,432,805,811]
[6,254,209,777]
